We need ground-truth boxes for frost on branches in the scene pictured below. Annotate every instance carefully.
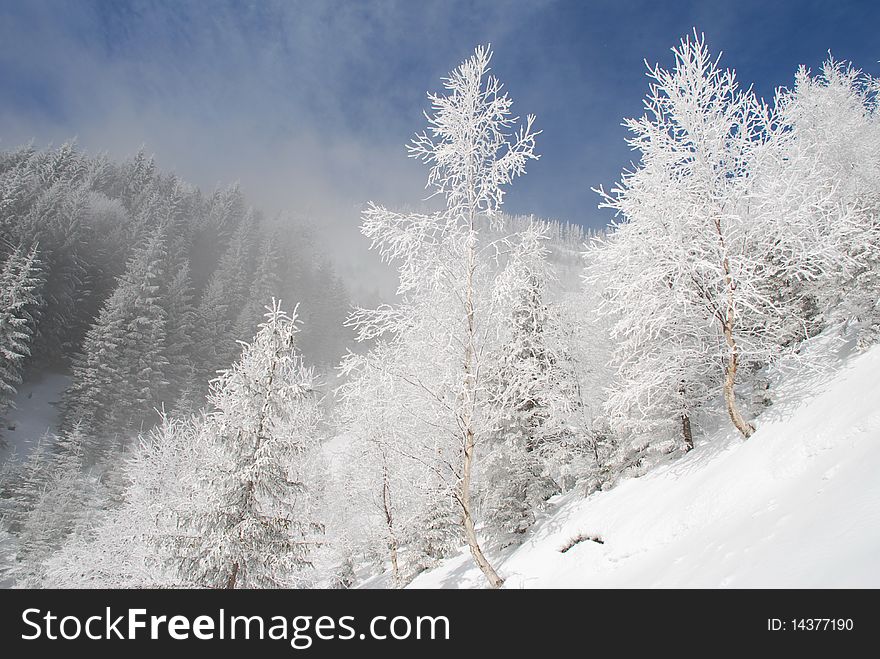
[341,45,553,588]
[43,414,208,588]
[44,301,326,588]
[773,59,880,344]
[0,243,42,430]
[480,226,577,543]
[588,32,875,453]
[190,300,324,588]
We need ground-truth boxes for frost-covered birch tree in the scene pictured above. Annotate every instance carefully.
[342,45,540,588]
[590,32,865,442]
[772,59,880,343]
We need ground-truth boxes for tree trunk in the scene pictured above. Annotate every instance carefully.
[381,462,401,588]
[458,229,504,589]
[389,540,400,589]
[681,412,693,452]
[226,562,239,589]
[713,215,755,439]
[677,384,693,451]
[461,427,504,589]
[723,327,754,438]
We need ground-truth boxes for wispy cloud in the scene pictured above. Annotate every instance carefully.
[1,0,878,299]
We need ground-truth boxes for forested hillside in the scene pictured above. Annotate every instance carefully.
[0,144,353,585]
[1,34,878,589]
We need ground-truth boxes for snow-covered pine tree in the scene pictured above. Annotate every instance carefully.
[43,413,205,588]
[299,259,352,367]
[553,279,618,491]
[15,176,90,367]
[194,214,254,385]
[117,147,157,213]
[182,301,324,588]
[14,426,105,586]
[0,434,53,535]
[343,45,540,588]
[0,145,38,232]
[480,226,573,541]
[162,260,197,405]
[234,232,282,343]
[0,242,42,424]
[410,475,462,574]
[63,225,170,444]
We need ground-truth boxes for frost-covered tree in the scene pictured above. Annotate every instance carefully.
[181,301,324,588]
[553,279,618,490]
[234,233,282,342]
[480,227,574,540]
[587,223,719,454]
[336,341,461,586]
[50,302,326,590]
[335,350,406,585]
[0,435,52,535]
[13,427,105,586]
[342,45,540,588]
[300,259,352,367]
[773,58,880,344]
[162,260,197,403]
[17,178,91,366]
[0,243,42,423]
[194,216,254,384]
[117,147,157,212]
[591,33,866,442]
[44,413,207,588]
[63,226,170,443]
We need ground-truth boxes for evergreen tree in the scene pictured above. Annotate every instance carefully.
[234,233,282,343]
[0,243,42,424]
[0,434,53,535]
[118,147,157,213]
[43,413,206,588]
[14,427,104,586]
[194,217,253,384]
[411,478,462,574]
[17,179,90,366]
[181,301,324,588]
[63,227,170,443]
[481,239,574,540]
[162,260,197,404]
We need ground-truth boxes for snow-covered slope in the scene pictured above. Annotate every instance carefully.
[409,333,880,588]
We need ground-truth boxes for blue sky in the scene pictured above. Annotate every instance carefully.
[1,0,878,237]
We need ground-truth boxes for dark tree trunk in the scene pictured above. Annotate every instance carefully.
[226,562,239,589]
[681,412,693,452]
